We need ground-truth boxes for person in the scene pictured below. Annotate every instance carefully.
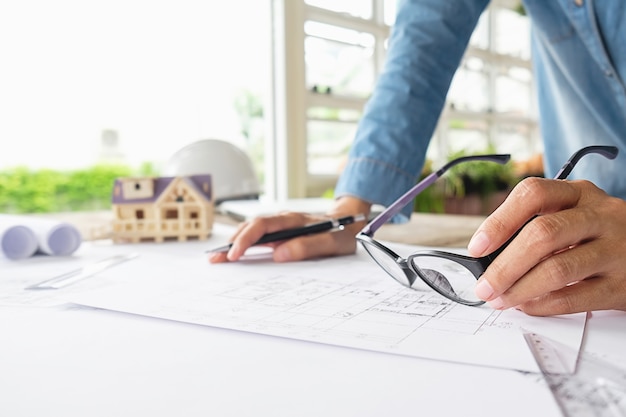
[210,0,626,317]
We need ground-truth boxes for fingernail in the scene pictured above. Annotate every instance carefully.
[488,297,505,310]
[274,246,291,262]
[475,278,494,300]
[468,231,489,256]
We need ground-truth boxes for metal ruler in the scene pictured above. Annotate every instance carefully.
[524,332,626,417]
[25,253,139,290]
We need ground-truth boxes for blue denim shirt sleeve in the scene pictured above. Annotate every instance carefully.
[334,0,490,223]
[523,0,626,198]
[337,0,626,225]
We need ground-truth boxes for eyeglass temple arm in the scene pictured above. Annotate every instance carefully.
[483,145,619,263]
[554,145,618,179]
[360,154,511,237]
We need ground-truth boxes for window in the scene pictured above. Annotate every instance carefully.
[273,0,538,199]
[270,0,393,198]
[432,3,539,163]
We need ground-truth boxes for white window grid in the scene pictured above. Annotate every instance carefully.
[268,0,538,200]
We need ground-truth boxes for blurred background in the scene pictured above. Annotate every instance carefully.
[0,0,542,215]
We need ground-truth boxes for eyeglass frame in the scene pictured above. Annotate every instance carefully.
[356,145,619,306]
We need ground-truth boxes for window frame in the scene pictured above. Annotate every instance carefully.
[269,0,538,200]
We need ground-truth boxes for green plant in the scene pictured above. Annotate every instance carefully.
[413,159,446,213]
[413,183,446,213]
[0,164,135,214]
[442,149,520,198]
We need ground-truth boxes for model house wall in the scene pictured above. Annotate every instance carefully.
[111,175,214,243]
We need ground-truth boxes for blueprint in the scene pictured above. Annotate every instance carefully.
[69,236,587,372]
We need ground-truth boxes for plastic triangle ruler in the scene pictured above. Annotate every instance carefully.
[524,332,626,417]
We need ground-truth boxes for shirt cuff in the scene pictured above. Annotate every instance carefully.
[334,157,416,224]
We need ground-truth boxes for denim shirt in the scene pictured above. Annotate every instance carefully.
[334,0,626,222]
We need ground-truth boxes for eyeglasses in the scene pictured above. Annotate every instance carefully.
[356,145,619,306]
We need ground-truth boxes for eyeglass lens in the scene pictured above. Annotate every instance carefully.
[360,240,408,281]
[360,238,482,304]
[408,254,482,304]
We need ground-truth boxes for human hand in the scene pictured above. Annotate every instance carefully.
[208,196,371,263]
[468,177,626,316]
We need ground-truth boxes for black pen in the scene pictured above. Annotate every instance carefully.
[206,214,367,253]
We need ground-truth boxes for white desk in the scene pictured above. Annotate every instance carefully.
[1,213,625,416]
[0,306,624,417]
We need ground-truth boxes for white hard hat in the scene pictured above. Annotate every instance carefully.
[164,139,261,204]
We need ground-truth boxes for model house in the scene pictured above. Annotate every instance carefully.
[111,175,214,244]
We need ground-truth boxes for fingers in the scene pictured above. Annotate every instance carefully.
[475,205,600,302]
[484,240,603,310]
[270,220,363,262]
[209,216,363,263]
[209,196,372,264]
[208,212,322,263]
[471,178,626,315]
[517,273,626,316]
[207,221,250,263]
[468,177,583,257]
[228,212,317,260]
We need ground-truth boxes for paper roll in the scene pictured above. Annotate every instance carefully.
[38,222,82,256]
[0,215,82,259]
[0,224,39,260]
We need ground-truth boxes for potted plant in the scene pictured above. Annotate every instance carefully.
[441,148,520,215]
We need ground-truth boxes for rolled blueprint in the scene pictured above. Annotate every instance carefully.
[0,215,82,259]
[0,223,38,260]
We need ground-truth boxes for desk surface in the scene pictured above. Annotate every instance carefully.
[376,212,485,247]
[36,210,486,248]
[2,210,625,417]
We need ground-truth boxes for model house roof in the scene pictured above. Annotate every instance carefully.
[112,175,212,205]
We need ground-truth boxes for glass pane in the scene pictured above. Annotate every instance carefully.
[304,0,372,20]
[492,123,537,161]
[305,21,376,47]
[494,7,531,59]
[384,0,397,26]
[469,10,489,50]
[307,119,357,175]
[494,66,532,115]
[305,33,375,98]
[446,121,490,155]
[448,67,489,112]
